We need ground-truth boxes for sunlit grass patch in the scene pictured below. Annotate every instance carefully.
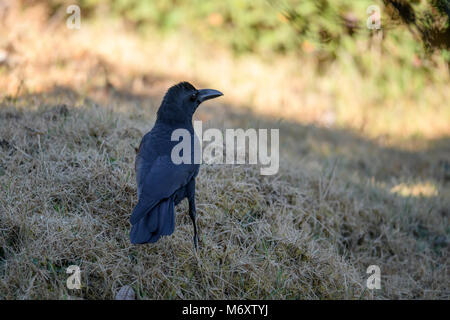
[390,182,439,198]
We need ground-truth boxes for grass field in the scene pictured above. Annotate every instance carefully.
[0,4,449,299]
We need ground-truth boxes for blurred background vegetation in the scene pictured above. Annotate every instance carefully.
[38,0,450,59]
[6,0,450,138]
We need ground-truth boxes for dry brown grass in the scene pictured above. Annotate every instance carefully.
[0,3,449,299]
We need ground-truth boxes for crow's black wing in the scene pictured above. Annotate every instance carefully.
[130,155,196,225]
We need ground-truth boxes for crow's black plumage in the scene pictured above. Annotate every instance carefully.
[130,82,223,248]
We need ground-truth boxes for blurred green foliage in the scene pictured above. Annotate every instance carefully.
[39,0,448,55]
[32,0,450,79]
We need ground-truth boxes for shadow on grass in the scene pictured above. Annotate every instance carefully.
[0,80,448,299]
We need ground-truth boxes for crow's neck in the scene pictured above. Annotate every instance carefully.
[156,103,193,129]
[155,116,193,132]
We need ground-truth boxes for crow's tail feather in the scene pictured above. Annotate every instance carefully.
[130,197,175,244]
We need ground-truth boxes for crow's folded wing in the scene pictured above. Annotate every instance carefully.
[130,155,196,225]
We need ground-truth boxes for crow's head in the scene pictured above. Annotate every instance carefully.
[157,82,223,124]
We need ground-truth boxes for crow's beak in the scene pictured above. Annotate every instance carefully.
[197,89,223,103]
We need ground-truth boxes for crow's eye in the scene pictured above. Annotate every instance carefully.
[190,92,198,101]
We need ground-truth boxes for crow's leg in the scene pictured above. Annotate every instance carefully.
[189,200,198,250]
[187,179,198,249]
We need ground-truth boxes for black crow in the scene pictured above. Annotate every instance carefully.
[130,82,223,248]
